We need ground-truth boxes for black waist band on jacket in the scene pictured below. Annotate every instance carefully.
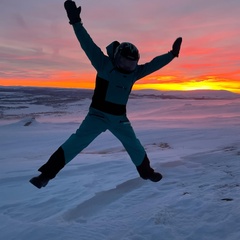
[90,100,126,115]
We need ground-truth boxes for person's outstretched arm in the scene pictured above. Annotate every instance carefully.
[136,37,182,80]
[64,0,109,72]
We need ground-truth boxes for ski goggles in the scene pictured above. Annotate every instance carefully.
[115,54,138,73]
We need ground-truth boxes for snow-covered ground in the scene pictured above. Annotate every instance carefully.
[1,87,240,240]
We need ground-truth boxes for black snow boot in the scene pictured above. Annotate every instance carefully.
[29,173,50,189]
[136,155,162,182]
[29,147,65,189]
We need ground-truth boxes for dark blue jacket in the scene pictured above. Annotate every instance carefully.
[73,22,174,115]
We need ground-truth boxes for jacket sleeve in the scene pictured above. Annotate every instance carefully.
[135,52,174,80]
[72,22,109,72]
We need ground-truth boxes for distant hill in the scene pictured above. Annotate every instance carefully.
[0,86,239,101]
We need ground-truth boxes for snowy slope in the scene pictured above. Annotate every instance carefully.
[0,88,240,240]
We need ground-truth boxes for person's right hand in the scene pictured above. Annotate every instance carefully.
[64,0,81,25]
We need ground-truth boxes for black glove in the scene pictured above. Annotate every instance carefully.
[64,0,81,25]
[171,37,182,57]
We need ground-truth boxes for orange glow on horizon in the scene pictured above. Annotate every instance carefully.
[134,73,240,93]
[1,74,239,94]
[133,82,240,94]
[0,79,240,94]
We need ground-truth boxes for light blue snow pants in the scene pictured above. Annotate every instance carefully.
[61,108,146,166]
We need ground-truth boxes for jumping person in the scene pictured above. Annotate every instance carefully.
[29,0,182,188]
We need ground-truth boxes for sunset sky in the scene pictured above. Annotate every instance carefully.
[0,0,239,93]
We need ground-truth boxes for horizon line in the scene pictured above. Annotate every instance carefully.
[0,84,239,95]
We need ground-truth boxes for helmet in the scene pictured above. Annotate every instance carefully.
[114,42,140,61]
[114,42,140,73]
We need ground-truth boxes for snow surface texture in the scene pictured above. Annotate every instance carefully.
[0,87,240,240]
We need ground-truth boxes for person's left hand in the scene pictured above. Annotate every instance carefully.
[171,37,182,57]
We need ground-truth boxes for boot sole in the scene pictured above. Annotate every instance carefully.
[29,177,48,189]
